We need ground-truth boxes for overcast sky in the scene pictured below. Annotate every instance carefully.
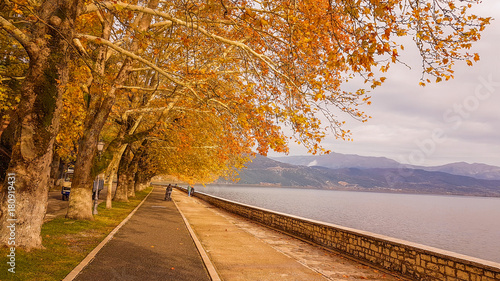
[271,1,500,167]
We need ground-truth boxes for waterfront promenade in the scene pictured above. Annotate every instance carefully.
[66,187,401,280]
[173,189,400,280]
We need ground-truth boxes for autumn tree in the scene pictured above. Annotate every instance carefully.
[78,0,490,152]
[130,106,252,187]
[0,0,83,250]
[55,61,88,163]
[0,0,491,249]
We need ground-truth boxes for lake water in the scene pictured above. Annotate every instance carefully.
[195,185,500,263]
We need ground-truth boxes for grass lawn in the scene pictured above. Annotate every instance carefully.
[0,187,153,281]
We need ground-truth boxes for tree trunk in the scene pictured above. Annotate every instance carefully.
[124,143,144,198]
[67,0,159,216]
[114,145,131,202]
[113,177,128,202]
[65,9,115,220]
[135,182,149,192]
[126,140,147,196]
[126,155,140,198]
[66,95,115,220]
[104,142,128,207]
[48,151,61,189]
[105,174,113,209]
[0,119,15,182]
[0,0,81,249]
[134,169,152,192]
[126,169,136,198]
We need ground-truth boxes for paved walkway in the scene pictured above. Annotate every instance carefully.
[72,187,210,281]
[67,187,402,281]
[174,189,402,281]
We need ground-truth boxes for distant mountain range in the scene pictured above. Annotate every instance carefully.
[217,153,500,197]
[272,153,500,180]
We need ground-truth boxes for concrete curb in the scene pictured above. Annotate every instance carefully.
[62,187,154,281]
[173,196,222,281]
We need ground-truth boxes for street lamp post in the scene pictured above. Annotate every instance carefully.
[93,141,105,215]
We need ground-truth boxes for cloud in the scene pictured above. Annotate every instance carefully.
[307,160,318,167]
[270,1,500,167]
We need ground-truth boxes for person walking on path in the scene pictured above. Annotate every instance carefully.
[165,184,173,201]
[187,185,192,197]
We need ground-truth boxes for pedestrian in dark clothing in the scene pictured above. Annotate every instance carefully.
[165,184,173,201]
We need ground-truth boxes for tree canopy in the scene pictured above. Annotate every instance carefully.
[75,0,490,153]
[0,0,491,249]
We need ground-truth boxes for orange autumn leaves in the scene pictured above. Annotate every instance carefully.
[46,0,491,180]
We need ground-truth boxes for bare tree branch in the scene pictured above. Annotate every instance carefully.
[75,33,202,101]
[0,15,31,54]
[81,1,297,88]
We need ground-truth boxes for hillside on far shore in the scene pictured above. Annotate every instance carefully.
[216,154,500,197]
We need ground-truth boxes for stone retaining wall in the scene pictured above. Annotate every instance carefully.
[191,190,500,281]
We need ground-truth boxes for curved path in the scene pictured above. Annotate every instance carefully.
[71,187,211,281]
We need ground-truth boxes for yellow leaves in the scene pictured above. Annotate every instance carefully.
[302,37,313,44]
[381,28,391,40]
[435,41,444,50]
[379,64,389,73]
[371,80,381,89]
[25,0,488,182]
[481,17,492,27]
[244,7,255,17]
[12,5,23,15]
[114,4,125,11]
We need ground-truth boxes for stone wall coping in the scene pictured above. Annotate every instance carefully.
[195,191,500,272]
